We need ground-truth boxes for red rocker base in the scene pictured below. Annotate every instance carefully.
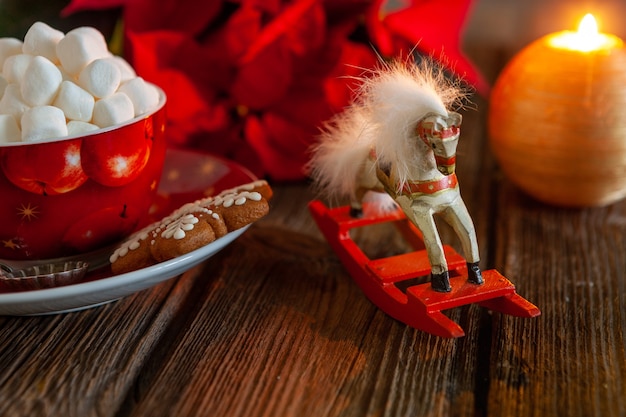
[309,200,541,338]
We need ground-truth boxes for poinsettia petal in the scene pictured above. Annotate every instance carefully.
[232,43,292,109]
[323,0,371,21]
[265,82,332,130]
[124,0,223,35]
[289,23,348,83]
[367,0,489,94]
[245,114,312,180]
[185,119,265,179]
[240,0,322,64]
[383,1,489,94]
[365,0,395,55]
[126,29,233,95]
[124,30,219,145]
[223,6,263,61]
[283,1,326,56]
[324,41,379,111]
[61,0,127,16]
[235,0,282,14]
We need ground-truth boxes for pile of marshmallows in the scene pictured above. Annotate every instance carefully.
[0,21,160,143]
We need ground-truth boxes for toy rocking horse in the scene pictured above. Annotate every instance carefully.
[307,60,540,337]
[308,61,480,292]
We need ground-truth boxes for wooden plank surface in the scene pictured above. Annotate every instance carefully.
[488,182,626,417]
[0,55,625,417]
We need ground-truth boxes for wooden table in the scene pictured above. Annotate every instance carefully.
[1,55,626,417]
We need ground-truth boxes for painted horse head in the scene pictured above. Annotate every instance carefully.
[417,112,462,175]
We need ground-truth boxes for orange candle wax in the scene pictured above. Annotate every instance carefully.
[489,14,626,207]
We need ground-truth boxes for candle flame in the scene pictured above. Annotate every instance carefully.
[573,13,604,52]
[577,14,598,37]
[549,13,621,52]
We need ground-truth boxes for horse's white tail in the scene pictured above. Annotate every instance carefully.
[307,105,374,202]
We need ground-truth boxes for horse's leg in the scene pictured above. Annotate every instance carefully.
[440,197,483,285]
[398,200,451,292]
[349,186,368,218]
[350,158,379,218]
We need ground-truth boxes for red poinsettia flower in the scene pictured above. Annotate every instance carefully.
[366,0,489,95]
[62,0,485,180]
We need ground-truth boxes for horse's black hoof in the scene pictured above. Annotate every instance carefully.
[431,271,451,292]
[349,207,363,218]
[467,262,483,285]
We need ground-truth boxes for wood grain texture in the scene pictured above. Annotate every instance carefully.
[487,181,626,417]
[116,225,486,417]
[0,274,196,417]
[0,54,625,417]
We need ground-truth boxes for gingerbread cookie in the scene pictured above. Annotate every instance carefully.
[217,180,273,201]
[108,226,157,273]
[109,180,271,274]
[149,210,219,263]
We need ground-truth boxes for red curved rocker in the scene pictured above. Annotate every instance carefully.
[309,201,540,338]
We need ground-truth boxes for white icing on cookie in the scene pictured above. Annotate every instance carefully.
[212,191,262,208]
[162,213,199,239]
[109,227,152,262]
[217,180,267,197]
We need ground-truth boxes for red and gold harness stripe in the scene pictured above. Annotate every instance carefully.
[376,166,458,198]
[370,148,458,198]
[399,173,458,196]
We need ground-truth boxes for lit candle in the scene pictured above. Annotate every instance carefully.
[488,14,626,207]
[548,13,621,52]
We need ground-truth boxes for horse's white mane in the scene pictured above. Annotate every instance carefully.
[363,61,461,187]
[308,59,464,200]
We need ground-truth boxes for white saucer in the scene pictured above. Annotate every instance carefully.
[0,149,257,316]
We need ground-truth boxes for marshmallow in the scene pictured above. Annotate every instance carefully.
[0,114,21,143]
[78,58,120,98]
[56,26,110,75]
[0,38,23,68]
[104,56,136,82]
[21,56,63,106]
[22,21,64,63]
[67,120,99,136]
[0,22,162,143]
[3,54,33,84]
[56,65,74,82]
[0,75,8,98]
[21,106,68,141]
[0,84,30,123]
[92,92,134,127]
[53,80,94,122]
[118,77,159,116]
